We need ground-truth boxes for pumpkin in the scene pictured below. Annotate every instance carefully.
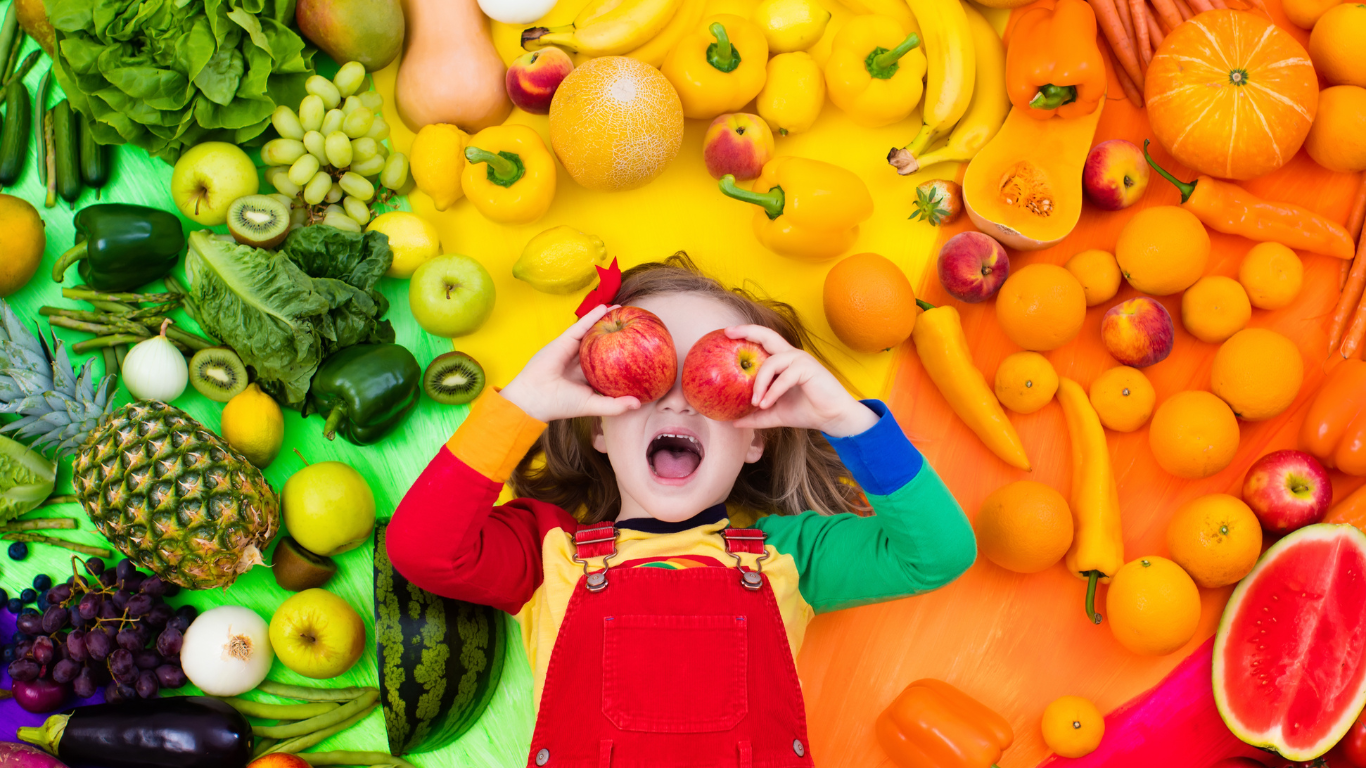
[1145,10,1317,181]
[394,0,513,133]
[962,103,1105,251]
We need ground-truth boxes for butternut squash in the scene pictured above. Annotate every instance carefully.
[395,0,513,133]
[962,102,1104,251]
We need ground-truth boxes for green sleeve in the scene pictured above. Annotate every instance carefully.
[755,464,976,614]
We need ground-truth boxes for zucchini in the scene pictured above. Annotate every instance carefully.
[0,78,30,186]
[52,100,81,202]
[79,113,110,188]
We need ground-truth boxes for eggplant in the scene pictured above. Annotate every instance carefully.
[15,697,251,768]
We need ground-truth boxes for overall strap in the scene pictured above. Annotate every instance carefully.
[722,528,769,591]
[572,521,617,592]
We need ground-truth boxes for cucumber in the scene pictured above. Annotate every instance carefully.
[79,113,110,188]
[0,78,30,186]
[52,100,81,203]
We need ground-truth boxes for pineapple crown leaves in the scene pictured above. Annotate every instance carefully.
[0,300,118,458]
[908,186,951,226]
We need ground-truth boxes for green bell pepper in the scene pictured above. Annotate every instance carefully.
[309,344,422,445]
[52,204,185,291]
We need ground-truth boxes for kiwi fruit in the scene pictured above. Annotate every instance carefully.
[189,347,249,402]
[227,194,291,249]
[271,536,338,591]
[423,351,486,405]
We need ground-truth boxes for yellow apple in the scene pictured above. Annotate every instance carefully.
[268,589,366,679]
[282,461,375,557]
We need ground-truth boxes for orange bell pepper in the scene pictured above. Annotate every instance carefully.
[875,679,1015,768]
[1300,359,1366,476]
[1005,0,1105,119]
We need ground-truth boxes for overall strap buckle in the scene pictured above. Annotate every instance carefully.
[572,521,618,592]
[723,528,769,591]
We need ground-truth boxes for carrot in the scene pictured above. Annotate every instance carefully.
[1208,0,1226,7]
[1149,0,1183,31]
[1114,0,1136,42]
[1173,0,1193,20]
[1099,33,1145,107]
[1342,276,1366,359]
[1132,0,1152,66]
[1331,175,1366,350]
[1188,0,1213,12]
[1147,4,1166,45]
[1092,0,1145,89]
[1347,171,1366,243]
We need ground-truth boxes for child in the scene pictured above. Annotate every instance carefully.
[387,255,976,768]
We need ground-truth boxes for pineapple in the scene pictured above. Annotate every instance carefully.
[0,301,278,589]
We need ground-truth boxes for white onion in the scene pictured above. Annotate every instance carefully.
[181,605,274,696]
[122,320,188,402]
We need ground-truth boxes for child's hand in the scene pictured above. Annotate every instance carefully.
[499,305,641,423]
[728,325,878,437]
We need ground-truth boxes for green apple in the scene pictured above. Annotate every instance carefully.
[171,142,260,226]
[268,588,366,679]
[409,253,496,337]
[282,461,375,557]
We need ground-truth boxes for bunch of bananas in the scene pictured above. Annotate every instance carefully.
[521,0,708,65]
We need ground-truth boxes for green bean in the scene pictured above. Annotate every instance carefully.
[252,739,280,759]
[253,692,377,739]
[61,288,177,304]
[225,698,340,721]
[298,752,418,768]
[1,518,78,531]
[72,334,144,354]
[257,681,380,702]
[267,703,379,755]
[0,5,17,82]
[35,67,51,186]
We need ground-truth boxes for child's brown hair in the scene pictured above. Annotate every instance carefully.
[509,252,869,523]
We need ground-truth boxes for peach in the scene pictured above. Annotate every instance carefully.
[937,231,1010,303]
[703,113,774,180]
[1083,139,1150,211]
[506,48,574,115]
[1102,296,1174,368]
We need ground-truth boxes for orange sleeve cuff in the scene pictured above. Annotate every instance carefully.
[445,388,548,484]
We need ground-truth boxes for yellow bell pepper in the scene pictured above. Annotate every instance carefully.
[824,14,926,128]
[718,156,872,261]
[663,14,769,119]
[1057,378,1124,626]
[757,51,826,136]
[460,125,557,225]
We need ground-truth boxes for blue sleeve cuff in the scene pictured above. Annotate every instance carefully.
[823,399,923,496]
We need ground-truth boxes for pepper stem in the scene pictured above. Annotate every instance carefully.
[1028,83,1078,110]
[1083,570,1103,625]
[321,405,347,442]
[707,22,742,73]
[17,713,69,754]
[464,147,526,188]
[51,242,89,283]
[867,33,920,79]
[915,299,936,311]
[1142,139,1197,203]
[718,175,784,219]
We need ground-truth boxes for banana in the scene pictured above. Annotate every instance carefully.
[522,0,685,56]
[827,0,918,37]
[626,0,707,66]
[888,1,1006,174]
[901,0,974,155]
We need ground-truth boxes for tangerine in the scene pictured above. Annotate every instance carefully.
[1106,556,1202,656]
[994,352,1059,414]
[1089,366,1155,433]
[1149,391,1240,479]
[1309,4,1366,87]
[1116,206,1210,296]
[975,481,1074,574]
[822,253,917,353]
[1210,328,1303,421]
[1041,695,1105,758]
[1166,493,1262,588]
[995,264,1087,351]
[1181,275,1251,344]
[1304,85,1366,173]
[1064,249,1121,307]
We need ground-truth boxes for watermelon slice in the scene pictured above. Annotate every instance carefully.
[1213,523,1366,761]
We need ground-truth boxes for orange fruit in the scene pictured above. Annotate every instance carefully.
[1283,0,1347,29]
[995,264,1087,351]
[1238,242,1304,310]
[822,253,917,353]
[1116,206,1210,296]
[1089,366,1155,432]
[975,481,1074,574]
[1166,493,1262,588]
[1064,249,1122,307]
[1210,328,1303,421]
[1106,556,1201,656]
[1309,4,1366,87]
[549,57,685,191]
[1041,696,1105,758]
[994,351,1059,414]
[1305,86,1366,172]
[1181,275,1251,344]
[0,194,44,297]
[1149,391,1240,479]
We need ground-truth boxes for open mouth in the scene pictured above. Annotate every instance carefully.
[647,432,704,480]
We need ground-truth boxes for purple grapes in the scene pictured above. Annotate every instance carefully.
[15,612,42,635]
[77,592,100,621]
[31,636,54,665]
[105,681,135,702]
[134,650,161,670]
[135,670,159,698]
[7,659,39,682]
[52,658,80,684]
[72,667,97,699]
[66,629,88,662]
[116,628,143,652]
[85,629,112,661]
[41,605,68,633]
[147,603,173,628]
[156,627,183,657]
[155,664,187,689]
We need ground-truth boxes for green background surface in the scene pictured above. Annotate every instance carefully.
[0,6,535,762]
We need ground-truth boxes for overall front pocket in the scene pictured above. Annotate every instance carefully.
[601,614,748,733]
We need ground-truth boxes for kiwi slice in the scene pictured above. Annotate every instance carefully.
[424,351,486,405]
[271,536,338,592]
[227,194,291,249]
[189,347,249,403]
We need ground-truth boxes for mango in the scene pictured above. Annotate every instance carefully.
[296,0,405,72]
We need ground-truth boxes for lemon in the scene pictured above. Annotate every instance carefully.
[368,211,443,278]
[754,0,830,53]
[0,194,45,297]
[220,383,285,469]
[513,225,609,294]
[409,124,468,212]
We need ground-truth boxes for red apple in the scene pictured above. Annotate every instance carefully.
[1242,449,1333,534]
[506,48,574,115]
[579,306,677,403]
[1101,296,1174,367]
[681,329,771,421]
[249,756,311,768]
[702,113,774,181]
[1083,139,1150,211]
[937,231,1010,303]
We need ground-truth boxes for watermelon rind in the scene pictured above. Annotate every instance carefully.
[375,524,508,755]
[1212,523,1366,761]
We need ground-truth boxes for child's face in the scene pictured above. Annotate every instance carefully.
[592,292,764,522]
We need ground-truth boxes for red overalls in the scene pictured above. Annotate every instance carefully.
[526,522,815,768]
